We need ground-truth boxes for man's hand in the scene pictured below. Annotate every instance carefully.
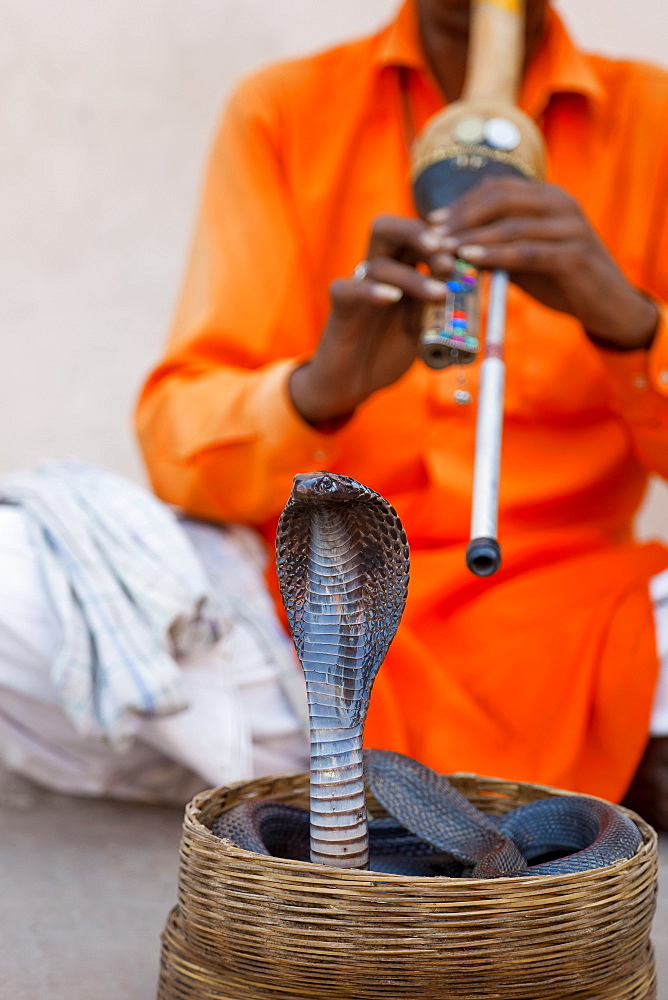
[431,175,658,352]
[289,216,454,425]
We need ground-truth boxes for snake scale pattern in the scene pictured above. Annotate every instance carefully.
[213,472,641,877]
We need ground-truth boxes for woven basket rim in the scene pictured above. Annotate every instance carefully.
[183,769,657,887]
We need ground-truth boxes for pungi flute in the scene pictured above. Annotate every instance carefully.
[411,0,545,576]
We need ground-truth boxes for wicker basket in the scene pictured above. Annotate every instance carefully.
[157,771,658,1000]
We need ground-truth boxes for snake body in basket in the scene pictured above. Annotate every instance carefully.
[213,473,641,877]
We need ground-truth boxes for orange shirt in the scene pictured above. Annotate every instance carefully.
[136,2,668,801]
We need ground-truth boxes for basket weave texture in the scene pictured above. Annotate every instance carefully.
[157,770,658,1000]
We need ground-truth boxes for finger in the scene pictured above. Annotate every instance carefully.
[367,215,452,263]
[331,260,449,314]
[366,256,452,300]
[331,277,402,312]
[456,239,584,274]
[445,214,587,252]
[442,178,577,234]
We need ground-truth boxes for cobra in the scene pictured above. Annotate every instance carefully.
[213,473,641,877]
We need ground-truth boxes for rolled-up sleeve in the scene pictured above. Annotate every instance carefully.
[596,302,668,477]
[593,112,668,480]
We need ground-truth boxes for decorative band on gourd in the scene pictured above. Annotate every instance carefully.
[413,143,537,219]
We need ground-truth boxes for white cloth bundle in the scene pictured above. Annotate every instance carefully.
[0,460,225,749]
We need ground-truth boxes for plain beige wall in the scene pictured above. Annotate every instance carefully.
[1,0,666,538]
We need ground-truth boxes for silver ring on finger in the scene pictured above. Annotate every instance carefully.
[352,260,369,282]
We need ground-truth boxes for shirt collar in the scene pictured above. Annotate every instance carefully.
[520,7,606,119]
[374,1,606,119]
[374,0,425,71]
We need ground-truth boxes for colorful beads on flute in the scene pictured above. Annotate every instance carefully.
[418,259,481,371]
[441,262,480,354]
[444,261,479,350]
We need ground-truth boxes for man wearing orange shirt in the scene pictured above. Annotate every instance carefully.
[136,0,668,824]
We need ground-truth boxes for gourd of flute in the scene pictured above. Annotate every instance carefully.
[413,0,545,369]
[413,0,544,215]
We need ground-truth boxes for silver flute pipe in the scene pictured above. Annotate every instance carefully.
[465,269,508,577]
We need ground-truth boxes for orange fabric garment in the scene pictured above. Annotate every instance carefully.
[136,1,668,801]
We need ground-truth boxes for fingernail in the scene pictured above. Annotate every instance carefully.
[425,278,449,297]
[370,282,403,302]
[428,207,450,224]
[458,244,486,262]
[420,229,443,252]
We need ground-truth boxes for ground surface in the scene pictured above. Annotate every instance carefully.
[0,766,666,1000]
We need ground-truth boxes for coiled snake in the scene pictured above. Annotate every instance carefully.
[213,472,641,877]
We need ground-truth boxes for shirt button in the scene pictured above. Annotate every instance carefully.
[659,370,668,385]
[313,450,327,463]
[633,375,647,389]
